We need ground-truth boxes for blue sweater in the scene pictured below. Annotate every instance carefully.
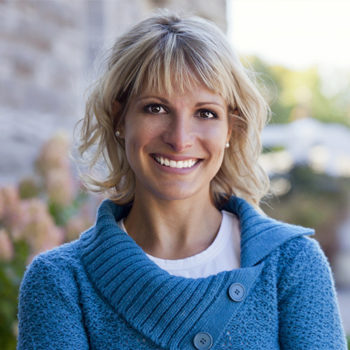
[17,196,347,349]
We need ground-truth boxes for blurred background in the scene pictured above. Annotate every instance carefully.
[0,0,349,348]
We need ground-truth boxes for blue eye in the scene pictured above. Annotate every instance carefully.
[144,104,167,114]
[198,109,217,119]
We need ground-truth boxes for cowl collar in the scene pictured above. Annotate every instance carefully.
[80,196,313,349]
[222,197,314,267]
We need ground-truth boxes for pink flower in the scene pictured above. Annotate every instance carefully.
[0,229,14,261]
[65,214,92,241]
[17,199,64,257]
[0,186,22,229]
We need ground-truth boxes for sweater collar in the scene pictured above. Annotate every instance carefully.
[222,196,314,267]
[80,196,313,349]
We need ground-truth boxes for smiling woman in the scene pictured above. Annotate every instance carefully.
[17,10,346,350]
[79,11,269,208]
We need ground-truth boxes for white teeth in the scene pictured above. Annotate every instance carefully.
[154,156,197,169]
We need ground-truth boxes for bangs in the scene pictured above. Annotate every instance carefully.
[129,31,233,104]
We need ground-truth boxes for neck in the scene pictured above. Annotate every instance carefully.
[124,190,222,260]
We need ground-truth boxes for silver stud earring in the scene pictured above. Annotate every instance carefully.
[115,130,120,137]
[225,142,230,148]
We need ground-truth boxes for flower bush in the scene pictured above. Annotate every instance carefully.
[0,133,99,349]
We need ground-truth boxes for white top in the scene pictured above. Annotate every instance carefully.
[118,210,240,278]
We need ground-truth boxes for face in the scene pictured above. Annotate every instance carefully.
[121,83,232,203]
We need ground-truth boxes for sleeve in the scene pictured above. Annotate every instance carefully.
[277,237,347,350]
[17,254,90,349]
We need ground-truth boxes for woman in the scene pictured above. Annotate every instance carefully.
[17,12,346,349]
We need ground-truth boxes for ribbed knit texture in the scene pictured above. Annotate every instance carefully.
[17,196,347,349]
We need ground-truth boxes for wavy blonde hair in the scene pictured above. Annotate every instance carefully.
[77,11,270,208]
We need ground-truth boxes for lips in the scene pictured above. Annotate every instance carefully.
[152,155,199,169]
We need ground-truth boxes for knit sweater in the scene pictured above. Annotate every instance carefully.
[17,196,347,349]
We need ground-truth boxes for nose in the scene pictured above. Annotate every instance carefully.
[162,113,194,152]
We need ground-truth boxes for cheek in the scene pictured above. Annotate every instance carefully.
[202,122,229,148]
[124,120,160,164]
[212,141,226,164]
[124,130,144,165]
[202,125,228,170]
[123,117,142,167]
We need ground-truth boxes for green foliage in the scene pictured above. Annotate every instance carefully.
[262,145,285,154]
[48,191,89,226]
[262,165,350,263]
[18,178,41,199]
[246,56,350,126]
[0,241,29,350]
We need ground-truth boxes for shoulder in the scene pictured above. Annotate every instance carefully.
[274,235,336,302]
[274,237,347,348]
[258,233,331,286]
[28,238,82,273]
[19,236,86,299]
[277,235,329,270]
[17,237,92,349]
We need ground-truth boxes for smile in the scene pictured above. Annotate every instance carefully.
[153,155,199,169]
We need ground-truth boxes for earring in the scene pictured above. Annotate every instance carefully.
[115,130,121,137]
[225,142,230,148]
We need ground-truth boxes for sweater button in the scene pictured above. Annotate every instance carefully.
[228,283,245,302]
[193,332,213,349]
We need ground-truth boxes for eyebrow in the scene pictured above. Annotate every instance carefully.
[137,96,169,104]
[137,96,226,111]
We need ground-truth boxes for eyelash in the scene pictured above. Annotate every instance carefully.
[143,104,167,114]
[197,109,218,119]
[143,104,218,120]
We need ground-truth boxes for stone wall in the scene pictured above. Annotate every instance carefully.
[0,0,226,184]
[0,0,85,183]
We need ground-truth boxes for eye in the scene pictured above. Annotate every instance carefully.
[144,104,167,114]
[197,109,218,119]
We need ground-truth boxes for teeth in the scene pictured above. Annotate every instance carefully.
[154,156,197,169]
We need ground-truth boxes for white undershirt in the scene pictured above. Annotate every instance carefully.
[118,210,240,278]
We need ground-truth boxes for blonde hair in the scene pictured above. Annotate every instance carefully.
[77,11,270,208]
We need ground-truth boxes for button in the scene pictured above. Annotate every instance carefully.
[193,332,213,350]
[228,283,245,302]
